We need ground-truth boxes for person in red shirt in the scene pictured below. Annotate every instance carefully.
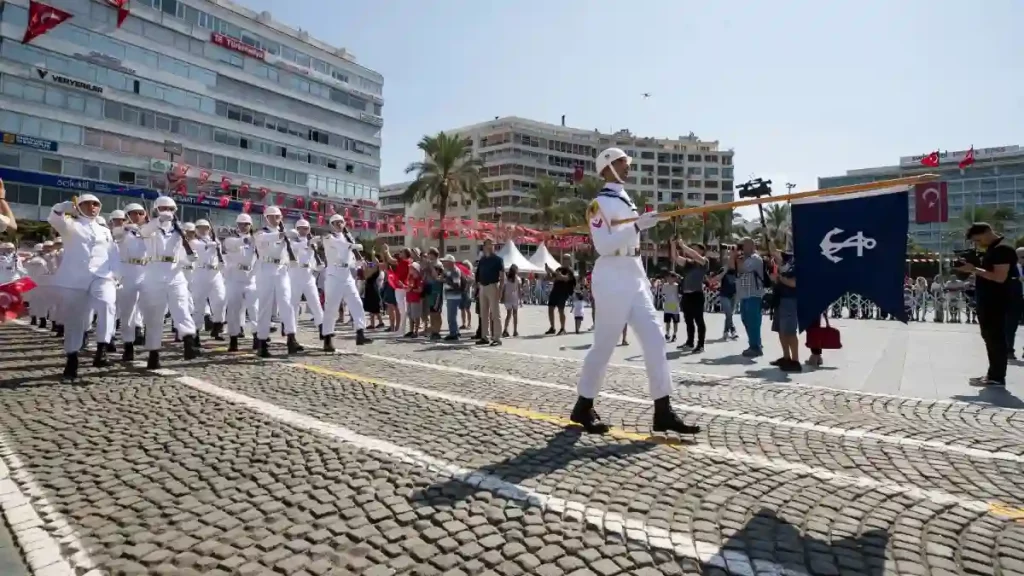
[383,245,411,333]
[405,263,424,337]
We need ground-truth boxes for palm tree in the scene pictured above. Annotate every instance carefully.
[944,205,1017,249]
[403,132,489,252]
[531,177,569,229]
[706,209,738,246]
[762,203,791,247]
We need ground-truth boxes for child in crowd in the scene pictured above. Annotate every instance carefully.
[572,291,586,334]
[405,263,424,338]
[661,272,680,342]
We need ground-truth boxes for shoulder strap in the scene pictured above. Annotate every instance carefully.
[598,188,636,209]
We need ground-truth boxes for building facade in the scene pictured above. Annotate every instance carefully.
[393,116,735,258]
[817,145,1024,253]
[0,0,382,230]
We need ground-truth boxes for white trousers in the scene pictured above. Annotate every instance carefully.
[226,281,258,337]
[323,272,365,334]
[58,277,116,354]
[395,288,408,332]
[191,270,226,326]
[578,260,672,401]
[289,268,324,326]
[117,278,144,344]
[140,279,195,351]
[256,270,295,339]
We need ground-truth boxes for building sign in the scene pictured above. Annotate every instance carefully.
[210,32,265,61]
[35,68,103,94]
[0,132,58,152]
[899,145,1020,167]
[73,51,137,76]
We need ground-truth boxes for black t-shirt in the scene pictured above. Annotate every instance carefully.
[550,267,577,299]
[976,237,1018,308]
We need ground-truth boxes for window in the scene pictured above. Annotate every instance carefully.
[40,157,62,174]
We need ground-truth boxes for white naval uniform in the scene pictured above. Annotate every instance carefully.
[222,235,259,337]
[254,226,297,339]
[115,224,147,345]
[577,182,672,401]
[288,234,325,328]
[46,205,118,354]
[0,252,23,284]
[189,236,227,328]
[322,231,366,334]
[22,254,47,314]
[139,219,196,350]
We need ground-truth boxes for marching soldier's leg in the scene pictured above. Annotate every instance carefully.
[225,283,243,352]
[277,275,302,354]
[245,284,259,350]
[343,277,371,346]
[169,281,199,360]
[208,275,227,340]
[89,278,116,368]
[321,277,344,352]
[59,288,89,381]
[573,286,631,434]
[305,275,325,336]
[255,275,275,357]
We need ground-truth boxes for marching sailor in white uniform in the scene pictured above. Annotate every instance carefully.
[190,219,227,344]
[222,214,260,352]
[287,219,325,337]
[47,194,119,380]
[571,148,700,435]
[254,206,303,357]
[321,214,372,350]
[112,203,148,362]
[23,244,48,326]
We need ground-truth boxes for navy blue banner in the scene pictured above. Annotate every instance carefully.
[792,187,910,330]
[0,166,379,228]
[0,132,59,152]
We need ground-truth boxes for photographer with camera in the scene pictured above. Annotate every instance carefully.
[956,223,1019,387]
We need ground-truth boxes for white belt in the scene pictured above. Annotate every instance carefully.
[200,264,219,270]
[151,256,177,264]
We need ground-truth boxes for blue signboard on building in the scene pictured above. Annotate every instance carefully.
[0,132,59,152]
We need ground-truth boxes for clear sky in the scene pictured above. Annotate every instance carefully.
[238,0,1022,219]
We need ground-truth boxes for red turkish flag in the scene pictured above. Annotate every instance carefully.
[294,197,305,209]
[238,182,250,196]
[958,146,975,170]
[327,204,336,215]
[311,200,319,212]
[573,165,584,183]
[199,170,211,184]
[105,0,129,28]
[914,182,948,224]
[219,195,230,208]
[242,200,252,213]
[0,277,37,320]
[919,151,940,168]
[197,192,206,203]
[258,186,269,199]
[219,176,231,191]
[275,193,285,206]
[317,214,324,226]
[22,1,72,45]
[174,181,187,195]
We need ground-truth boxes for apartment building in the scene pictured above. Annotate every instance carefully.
[0,0,383,228]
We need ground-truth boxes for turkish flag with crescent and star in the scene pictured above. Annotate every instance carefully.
[914,181,948,224]
[22,0,73,45]
[0,277,38,321]
[919,150,940,168]
[106,0,130,28]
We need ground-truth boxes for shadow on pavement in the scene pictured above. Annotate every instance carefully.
[952,386,1024,409]
[408,428,658,507]
[697,354,757,366]
[711,508,889,576]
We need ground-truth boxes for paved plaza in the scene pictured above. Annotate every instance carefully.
[1,307,1024,576]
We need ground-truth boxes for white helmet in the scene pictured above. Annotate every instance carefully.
[0,242,14,250]
[77,193,100,206]
[109,210,126,220]
[295,219,310,228]
[329,214,344,224]
[264,206,282,217]
[182,222,196,232]
[595,147,632,183]
[195,219,211,228]
[236,213,253,225]
[33,243,43,251]
[124,203,145,214]
[42,241,54,248]
[153,196,176,210]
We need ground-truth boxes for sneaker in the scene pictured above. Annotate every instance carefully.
[970,377,1005,387]
[443,335,459,341]
[780,359,803,373]
[476,338,490,345]
[490,340,502,347]
[741,348,763,358]
[692,345,704,354]
[769,357,787,366]
[670,334,677,343]
[544,328,556,335]
[677,342,694,350]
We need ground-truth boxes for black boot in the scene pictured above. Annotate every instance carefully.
[287,334,304,354]
[81,332,90,352]
[228,336,239,352]
[55,324,64,338]
[355,329,371,346]
[258,339,271,358]
[122,342,134,363]
[38,318,47,329]
[172,327,181,343]
[194,331,202,348]
[93,344,112,368]
[116,318,121,331]
[252,335,259,350]
[211,322,224,341]
[322,334,335,353]
[30,316,37,326]
[147,350,160,370]
[183,335,200,360]
[569,397,610,434]
[62,353,79,381]
[318,323,324,340]
[106,340,117,353]
[204,314,213,332]
[135,326,144,342]
[652,396,701,435]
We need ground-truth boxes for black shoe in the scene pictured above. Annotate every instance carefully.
[356,329,371,346]
[403,331,415,338]
[29,316,37,326]
[443,335,459,341]
[769,357,787,366]
[780,359,803,373]
[502,330,510,338]
[56,324,65,337]
[228,336,239,352]
[38,318,47,329]
[135,327,144,342]
[692,345,704,354]
[210,322,224,341]
[204,315,213,332]
[62,353,79,381]
[544,328,556,335]
[194,332,202,347]
[557,329,566,336]
[106,341,117,353]
[121,342,134,363]
[92,344,112,368]
[146,351,160,370]
[569,397,610,434]
[252,335,260,350]
[258,339,272,358]
[183,335,200,360]
[318,323,324,340]
[323,335,336,353]
[287,334,304,354]
[490,340,502,347]
[652,398,700,435]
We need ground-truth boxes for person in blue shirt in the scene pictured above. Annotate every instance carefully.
[769,249,800,372]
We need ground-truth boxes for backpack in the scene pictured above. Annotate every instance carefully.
[719,272,737,298]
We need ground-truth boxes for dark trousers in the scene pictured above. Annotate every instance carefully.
[979,305,1008,382]
[1006,298,1022,352]
[681,291,706,346]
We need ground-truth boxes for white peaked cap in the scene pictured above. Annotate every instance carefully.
[236,213,253,224]
[329,214,344,223]
[33,243,44,251]
[264,206,282,217]
[124,203,145,213]
[195,219,211,227]
[596,147,632,176]
[295,219,310,228]
[109,210,126,220]
[182,222,196,231]
[154,196,176,209]
[77,193,100,205]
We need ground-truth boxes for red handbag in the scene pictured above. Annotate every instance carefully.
[805,316,842,350]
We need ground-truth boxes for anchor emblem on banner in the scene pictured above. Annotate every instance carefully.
[820,228,878,263]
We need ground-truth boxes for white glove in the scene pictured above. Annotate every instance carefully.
[352,243,363,252]
[187,253,198,263]
[635,211,660,231]
[57,201,75,213]
[158,212,173,222]
[287,229,300,240]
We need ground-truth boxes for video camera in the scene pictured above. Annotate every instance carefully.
[737,178,772,199]
[952,248,983,279]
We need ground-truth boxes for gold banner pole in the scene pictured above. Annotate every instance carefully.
[550,173,941,236]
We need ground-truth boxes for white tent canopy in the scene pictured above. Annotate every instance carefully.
[496,241,545,274]
[528,243,560,272]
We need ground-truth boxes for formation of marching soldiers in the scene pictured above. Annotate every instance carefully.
[1,194,373,382]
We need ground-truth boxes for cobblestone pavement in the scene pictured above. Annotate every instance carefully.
[2,320,1024,576]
